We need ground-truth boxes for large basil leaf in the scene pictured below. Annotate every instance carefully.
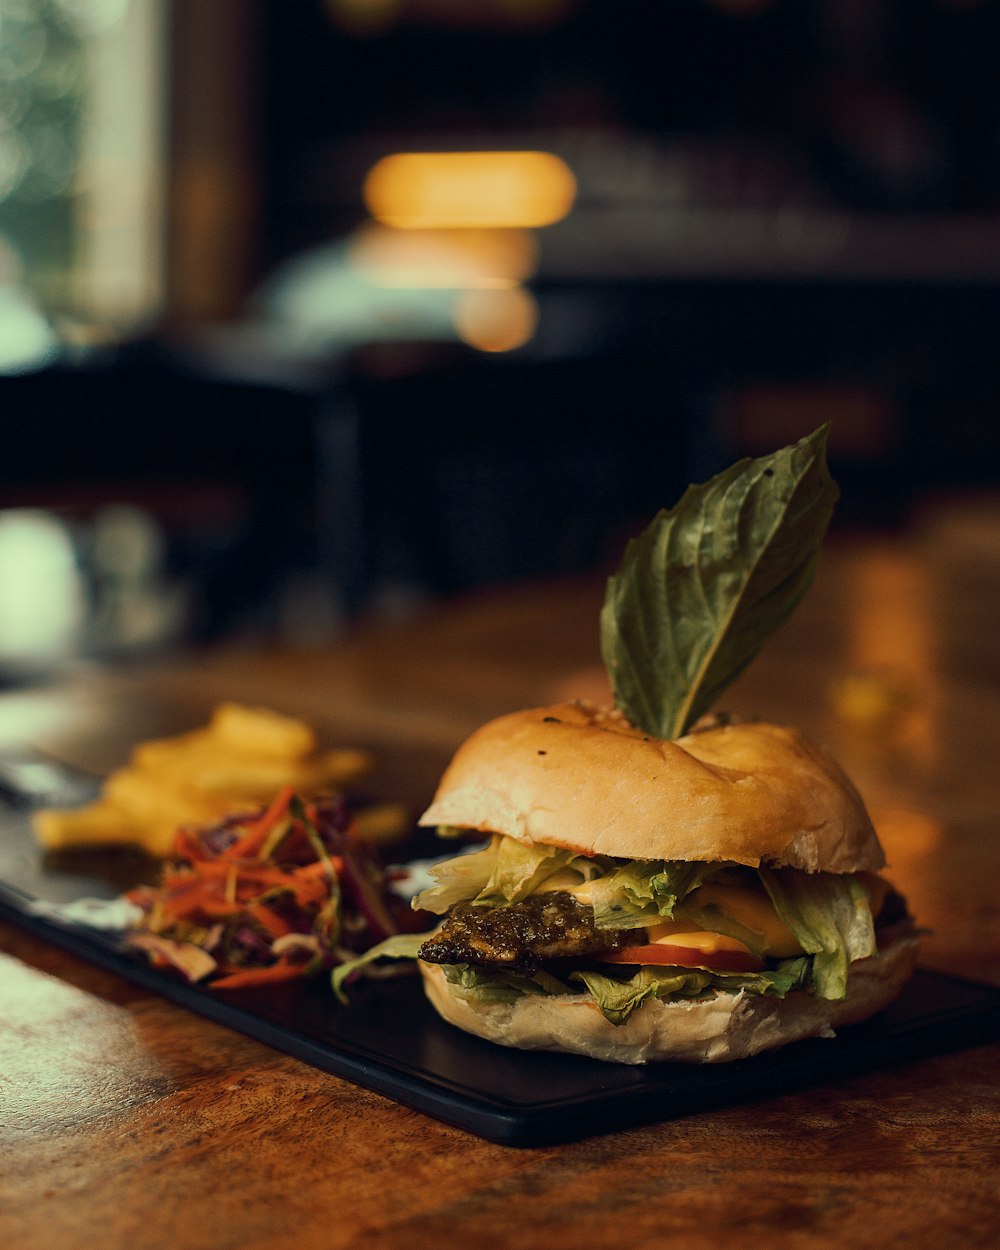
[600,424,838,738]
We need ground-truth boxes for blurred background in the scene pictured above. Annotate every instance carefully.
[2,0,1000,676]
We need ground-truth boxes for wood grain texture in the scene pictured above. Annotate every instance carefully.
[1,516,999,1250]
[3,914,997,1250]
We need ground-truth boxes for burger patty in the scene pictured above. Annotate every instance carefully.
[418,891,634,973]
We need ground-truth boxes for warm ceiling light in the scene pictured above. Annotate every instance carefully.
[363,151,576,229]
[347,223,539,287]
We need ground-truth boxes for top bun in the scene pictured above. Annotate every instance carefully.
[418,702,884,873]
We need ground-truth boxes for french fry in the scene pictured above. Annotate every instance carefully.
[299,748,373,791]
[34,802,139,851]
[103,767,225,826]
[127,749,295,803]
[31,704,381,857]
[207,703,316,758]
[130,731,213,772]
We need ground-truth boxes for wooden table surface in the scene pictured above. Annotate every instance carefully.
[2,503,999,1250]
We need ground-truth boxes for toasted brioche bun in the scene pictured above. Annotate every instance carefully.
[418,702,883,873]
[419,932,919,1064]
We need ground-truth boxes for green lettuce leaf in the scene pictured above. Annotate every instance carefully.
[331,932,426,1003]
[424,952,814,1028]
[409,839,500,914]
[758,868,875,1000]
[412,836,590,914]
[572,967,711,1025]
[441,964,564,1005]
[588,859,719,929]
[600,424,838,738]
[573,957,812,1026]
[708,957,811,999]
[473,836,581,908]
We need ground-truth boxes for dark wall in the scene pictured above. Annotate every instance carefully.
[258,0,1000,265]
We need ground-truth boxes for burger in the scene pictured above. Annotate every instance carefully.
[334,426,919,1063]
[410,702,919,1064]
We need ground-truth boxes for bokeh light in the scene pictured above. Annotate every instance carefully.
[364,150,576,229]
[452,284,538,352]
[347,223,538,288]
[0,509,85,664]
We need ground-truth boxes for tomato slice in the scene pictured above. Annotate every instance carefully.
[596,943,765,974]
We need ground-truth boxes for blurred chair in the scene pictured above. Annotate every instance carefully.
[0,355,362,646]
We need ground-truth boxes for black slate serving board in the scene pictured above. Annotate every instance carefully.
[1,756,998,1148]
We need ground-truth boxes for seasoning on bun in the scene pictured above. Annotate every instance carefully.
[418,702,882,872]
[410,702,919,1064]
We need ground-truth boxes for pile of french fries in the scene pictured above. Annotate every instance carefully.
[33,703,406,857]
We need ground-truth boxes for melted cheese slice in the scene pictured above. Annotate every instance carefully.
[536,863,889,962]
[690,880,802,957]
[644,920,753,956]
[538,869,799,956]
[535,868,589,895]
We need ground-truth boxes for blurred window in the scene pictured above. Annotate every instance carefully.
[0,0,165,332]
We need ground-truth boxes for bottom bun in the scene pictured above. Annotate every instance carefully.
[419,936,920,1064]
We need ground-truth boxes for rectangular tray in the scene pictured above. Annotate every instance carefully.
[2,764,998,1148]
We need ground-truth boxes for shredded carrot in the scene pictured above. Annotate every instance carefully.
[160,887,225,923]
[245,902,293,939]
[164,859,233,883]
[153,850,333,927]
[189,897,246,919]
[211,962,305,990]
[294,857,344,879]
[288,880,330,909]
[172,827,215,863]
[128,786,400,994]
[226,784,296,859]
[231,865,304,888]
